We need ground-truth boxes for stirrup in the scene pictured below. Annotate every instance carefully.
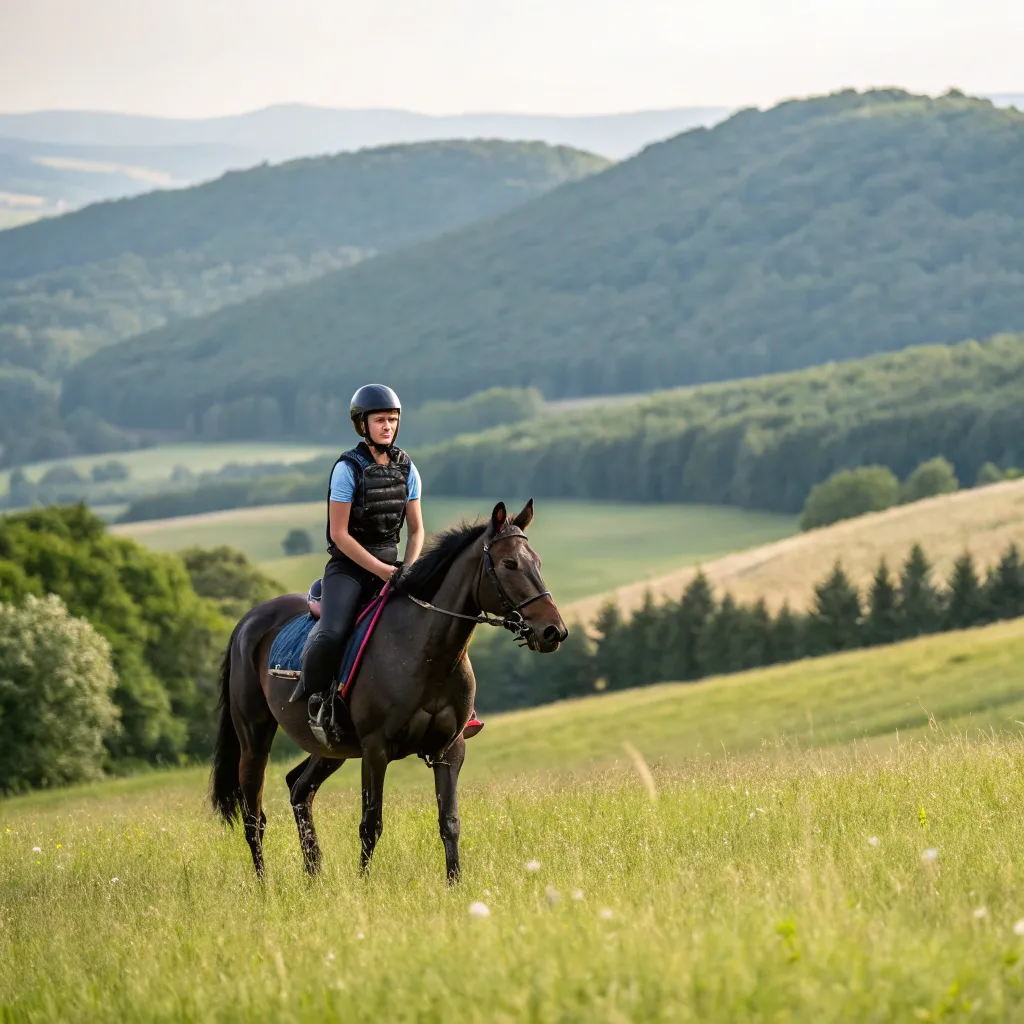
[308,694,330,747]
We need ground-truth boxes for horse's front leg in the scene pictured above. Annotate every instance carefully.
[433,734,466,883]
[359,737,389,873]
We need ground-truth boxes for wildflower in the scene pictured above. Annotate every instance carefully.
[525,859,541,872]
[868,836,880,847]
[545,885,561,905]
[1014,919,1024,937]
[599,908,614,920]
[111,877,120,884]
[571,889,584,901]
[356,932,365,941]
[325,951,336,964]
[56,844,62,849]
[921,848,939,864]
[973,907,988,920]
[32,846,41,853]
[468,902,491,918]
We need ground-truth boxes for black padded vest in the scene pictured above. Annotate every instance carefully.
[326,442,411,560]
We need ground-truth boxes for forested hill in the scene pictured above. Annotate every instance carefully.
[63,90,1024,435]
[0,141,607,282]
[415,333,1024,514]
[0,140,607,376]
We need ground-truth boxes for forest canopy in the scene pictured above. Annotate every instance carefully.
[62,90,1024,435]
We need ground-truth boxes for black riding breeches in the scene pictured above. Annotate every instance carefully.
[300,558,381,697]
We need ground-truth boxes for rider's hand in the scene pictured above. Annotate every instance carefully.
[378,562,399,582]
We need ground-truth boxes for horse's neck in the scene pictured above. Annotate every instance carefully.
[420,536,485,656]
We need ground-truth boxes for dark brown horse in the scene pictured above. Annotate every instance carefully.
[210,499,567,880]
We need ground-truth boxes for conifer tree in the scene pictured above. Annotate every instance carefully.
[805,561,862,654]
[896,543,943,638]
[771,601,804,663]
[864,558,900,646]
[984,544,1024,621]
[747,598,776,667]
[944,552,986,630]
[660,572,715,681]
[697,594,744,677]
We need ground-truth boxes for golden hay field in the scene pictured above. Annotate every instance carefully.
[566,479,1024,626]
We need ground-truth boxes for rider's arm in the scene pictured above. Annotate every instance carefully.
[404,498,424,566]
[328,500,395,581]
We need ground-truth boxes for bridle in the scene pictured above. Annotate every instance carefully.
[407,527,552,646]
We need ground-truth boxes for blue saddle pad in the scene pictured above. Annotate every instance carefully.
[268,612,316,677]
[268,593,386,691]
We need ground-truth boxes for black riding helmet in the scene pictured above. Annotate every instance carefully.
[350,384,402,453]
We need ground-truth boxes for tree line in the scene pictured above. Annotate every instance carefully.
[471,541,1024,712]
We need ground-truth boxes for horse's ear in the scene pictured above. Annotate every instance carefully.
[513,497,534,530]
[489,502,508,535]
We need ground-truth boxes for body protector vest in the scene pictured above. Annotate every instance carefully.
[326,442,411,562]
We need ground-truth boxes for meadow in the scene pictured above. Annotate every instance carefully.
[3,620,1024,1021]
[113,498,795,603]
[567,478,1024,625]
[0,442,333,491]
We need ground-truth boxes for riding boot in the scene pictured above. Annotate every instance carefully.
[290,629,340,704]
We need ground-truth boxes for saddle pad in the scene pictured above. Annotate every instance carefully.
[268,582,392,699]
[268,612,315,679]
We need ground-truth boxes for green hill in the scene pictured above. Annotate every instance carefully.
[415,333,1024,513]
[62,89,1024,434]
[0,140,606,375]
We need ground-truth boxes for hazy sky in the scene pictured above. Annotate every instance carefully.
[2,0,1021,117]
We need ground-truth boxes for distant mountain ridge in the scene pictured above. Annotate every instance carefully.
[0,104,730,160]
[62,89,1024,436]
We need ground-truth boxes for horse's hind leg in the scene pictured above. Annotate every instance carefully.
[287,755,344,875]
[433,735,466,883]
[237,717,277,879]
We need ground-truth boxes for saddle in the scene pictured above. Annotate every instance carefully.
[269,582,392,703]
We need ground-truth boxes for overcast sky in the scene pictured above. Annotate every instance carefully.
[2,0,1021,117]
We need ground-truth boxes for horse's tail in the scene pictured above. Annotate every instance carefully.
[210,630,242,826]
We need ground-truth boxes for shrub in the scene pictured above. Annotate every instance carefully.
[900,456,959,504]
[282,528,314,557]
[975,462,1004,487]
[799,466,899,531]
[0,594,120,792]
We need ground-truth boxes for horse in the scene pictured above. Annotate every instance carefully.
[210,499,568,881]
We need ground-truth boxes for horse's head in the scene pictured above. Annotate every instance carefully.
[481,499,568,653]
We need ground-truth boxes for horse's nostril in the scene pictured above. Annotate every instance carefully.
[543,625,561,644]
[559,625,569,642]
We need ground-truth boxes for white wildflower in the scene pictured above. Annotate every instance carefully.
[868,836,880,847]
[545,885,561,905]
[468,901,491,918]
[32,846,41,853]
[356,932,365,941]
[973,907,988,920]
[525,859,541,872]
[111,877,120,884]
[599,907,614,920]
[1014,919,1024,937]
[571,888,584,901]
[921,848,939,864]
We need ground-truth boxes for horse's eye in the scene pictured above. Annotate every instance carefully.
[502,558,519,570]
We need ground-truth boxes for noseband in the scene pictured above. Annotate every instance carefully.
[407,529,552,646]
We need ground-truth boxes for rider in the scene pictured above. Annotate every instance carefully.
[292,384,482,736]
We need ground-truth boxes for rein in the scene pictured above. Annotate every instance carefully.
[406,531,551,647]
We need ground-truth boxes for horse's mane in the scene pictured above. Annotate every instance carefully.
[397,521,487,600]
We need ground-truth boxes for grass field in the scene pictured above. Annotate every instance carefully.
[113,498,795,604]
[4,621,1024,1020]
[0,442,333,490]
[567,478,1024,626]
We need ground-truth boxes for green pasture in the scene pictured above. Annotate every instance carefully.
[0,442,333,490]
[4,621,1024,1020]
[114,498,795,604]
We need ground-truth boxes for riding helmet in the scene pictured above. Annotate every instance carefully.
[349,384,402,439]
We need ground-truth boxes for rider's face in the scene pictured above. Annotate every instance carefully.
[367,410,400,445]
